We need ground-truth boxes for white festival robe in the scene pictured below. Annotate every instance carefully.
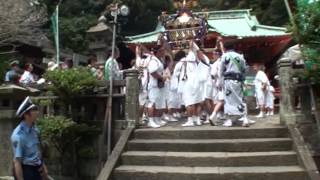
[177,51,203,107]
[254,70,270,106]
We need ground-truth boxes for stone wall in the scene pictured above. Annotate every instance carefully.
[0,118,15,176]
[277,57,320,171]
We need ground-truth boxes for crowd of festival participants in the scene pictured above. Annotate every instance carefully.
[4,37,275,129]
[133,37,275,128]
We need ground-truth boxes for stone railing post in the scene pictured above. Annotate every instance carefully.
[124,70,139,128]
[295,70,313,124]
[277,58,296,125]
[291,68,314,139]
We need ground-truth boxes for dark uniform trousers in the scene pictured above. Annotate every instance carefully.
[14,164,42,180]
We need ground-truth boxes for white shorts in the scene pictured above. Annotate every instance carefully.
[147,87,166,109]
[139,92,148,106]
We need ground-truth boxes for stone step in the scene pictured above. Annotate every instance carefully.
[127,138,292,152]
[121,151,298,167]
[134,127,289,139]
[112,165,308,180]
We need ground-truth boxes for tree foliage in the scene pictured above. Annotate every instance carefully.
[0,0,47,53]
[293,1,320,83]
[198,0,289,26]
[42,0,289,52]
[58,16,97,52]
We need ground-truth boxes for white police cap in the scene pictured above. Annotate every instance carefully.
[16,97,37,117]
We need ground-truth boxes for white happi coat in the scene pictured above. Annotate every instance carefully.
[211,58,224,102]
[136,54,150,106]
[173,60,185,106]
[177,51,202,107]
[254,70,270,106]
[146,55,166,109]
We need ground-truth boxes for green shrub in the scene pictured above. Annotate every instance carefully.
[38,116,96,152]
[44,67,98,100]
[37,115,98,176]
[37,116,78,155]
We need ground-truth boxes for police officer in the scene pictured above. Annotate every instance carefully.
[11,97,49,180]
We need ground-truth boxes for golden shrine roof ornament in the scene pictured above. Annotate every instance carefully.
[159,0,207,50]
[173,0,199,9]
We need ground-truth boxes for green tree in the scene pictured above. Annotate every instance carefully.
[43,0,289,52]
[293,1,320,83]
[59,16,97,52]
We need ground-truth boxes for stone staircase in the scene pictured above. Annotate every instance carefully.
[111,126,309,180]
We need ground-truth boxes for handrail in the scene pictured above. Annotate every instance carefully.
[288,124,320,180]
[96,128,134,180]
[309,84,320,136]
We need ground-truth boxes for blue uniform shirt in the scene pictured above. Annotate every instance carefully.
[11,121,42,166]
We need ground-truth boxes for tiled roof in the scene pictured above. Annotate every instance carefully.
[126,25,165,43]
[206,9,289,37]
[126,9,290,44]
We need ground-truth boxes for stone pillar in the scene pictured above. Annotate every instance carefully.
[124,70,139,128]
[277,58,296,125]
[295,69,313,124]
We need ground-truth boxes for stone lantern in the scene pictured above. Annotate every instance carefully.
[0,84,39,176]
[87,16,113,65]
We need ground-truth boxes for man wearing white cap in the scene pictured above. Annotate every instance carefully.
[146,47,167,128]
[47,61,59,71]
[11,97,49,180]
[5,60,20,83]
